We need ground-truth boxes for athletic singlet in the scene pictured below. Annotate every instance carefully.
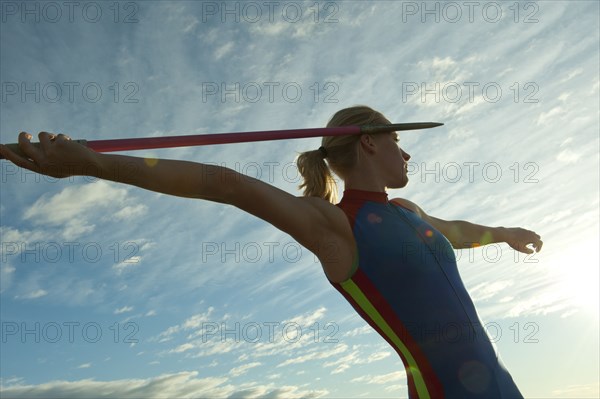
[329,189,523,399]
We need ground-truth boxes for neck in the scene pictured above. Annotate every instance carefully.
[344,182,387,193]
[343,165,387,192]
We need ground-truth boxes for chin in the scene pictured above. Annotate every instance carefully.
[389,178,409,189]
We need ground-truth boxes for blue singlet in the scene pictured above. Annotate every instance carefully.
[329,189,523,398]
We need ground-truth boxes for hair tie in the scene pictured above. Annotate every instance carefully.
[318,146,328,158]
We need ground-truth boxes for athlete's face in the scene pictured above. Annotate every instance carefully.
[376,132,411,188]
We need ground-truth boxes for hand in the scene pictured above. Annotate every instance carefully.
[503,227,543,254]
[0,131,98,178]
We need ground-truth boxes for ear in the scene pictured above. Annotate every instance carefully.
[359,134,377,155]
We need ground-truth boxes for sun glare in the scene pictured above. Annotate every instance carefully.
[556,236,600,317]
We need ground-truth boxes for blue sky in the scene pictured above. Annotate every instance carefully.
[0,1,598,397]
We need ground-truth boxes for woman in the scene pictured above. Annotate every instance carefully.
[0,105,542,398]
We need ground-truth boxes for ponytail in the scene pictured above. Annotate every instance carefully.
[297,147,338,203]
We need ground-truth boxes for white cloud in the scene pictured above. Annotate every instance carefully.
[0,226,47,244]
[324,350,358,374]
[278,344,347,368]
[447,127,474,140]
[214,42,234,60]
[1,371,330,398]
[183,309,216,330]
[140,241,156,251]
[469,280,514,302]
[229,362,261,377]
[114,306,134,314]
[0,372,229,398]
[282,306,327,327]
[112,238,153,274]
[169,343,195,354]
[0,264,16,293]
[342,325,373,337]
[112,205,148,222]
[454,95,485,116]
[153,307,215,342]
[16,289,48,299]
[558,92,571,102]
[535,106,564,126]
[0,377,25,386]
[366,351,391,363]
[539,210,572,224]
[506,290,569,318]
[183,18,199,33]
[23,181,133,240]
[551,382,599,398]
[556,149,582,164]
[350,371,406,384]
[559,67,583,83]
[418,56,457,75]
[0,227,49,269]
[384,384,405,392]
[77,363,91,369]
[112,257,142,274]
[318,343,394,375]
[190,338,246,358]
[591,78,599,94]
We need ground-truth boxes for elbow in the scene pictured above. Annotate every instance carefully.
[193,164,238,203]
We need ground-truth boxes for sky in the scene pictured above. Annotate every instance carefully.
[0,0,598,398]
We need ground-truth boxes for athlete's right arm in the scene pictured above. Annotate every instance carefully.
[0,132,354,264]
[0,132,238,201]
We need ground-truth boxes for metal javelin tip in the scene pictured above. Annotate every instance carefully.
[360,122,444,134]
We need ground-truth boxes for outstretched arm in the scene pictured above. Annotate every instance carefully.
[0,132,236,200]
[391,198,543,254]
[0,132,345,259]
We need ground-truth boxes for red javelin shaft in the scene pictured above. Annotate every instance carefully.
[0,123,443,159]
[88,126,362,152]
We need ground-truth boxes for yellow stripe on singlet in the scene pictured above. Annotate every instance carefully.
[340,278,431,399]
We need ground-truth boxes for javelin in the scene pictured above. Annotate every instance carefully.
[0,122,443,159]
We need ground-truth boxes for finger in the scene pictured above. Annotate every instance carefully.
[509,242,531,255]
[18,132,43,161]
[38,131,55,151]
[517,243,534,254]
[0,143,42,173]
[527,239,543,252]
[54,134,72,149]
[529,231,542,250]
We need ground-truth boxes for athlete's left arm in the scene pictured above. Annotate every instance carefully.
[391,198,543,254]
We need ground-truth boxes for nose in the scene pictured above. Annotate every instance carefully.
[402,149,411,161]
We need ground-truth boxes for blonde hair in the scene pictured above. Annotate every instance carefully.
[297,105,390,203]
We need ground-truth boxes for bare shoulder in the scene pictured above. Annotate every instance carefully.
[391,197,450,236]
[225,174,355,281]
[300,196,350,233]
[390,197,424,217]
